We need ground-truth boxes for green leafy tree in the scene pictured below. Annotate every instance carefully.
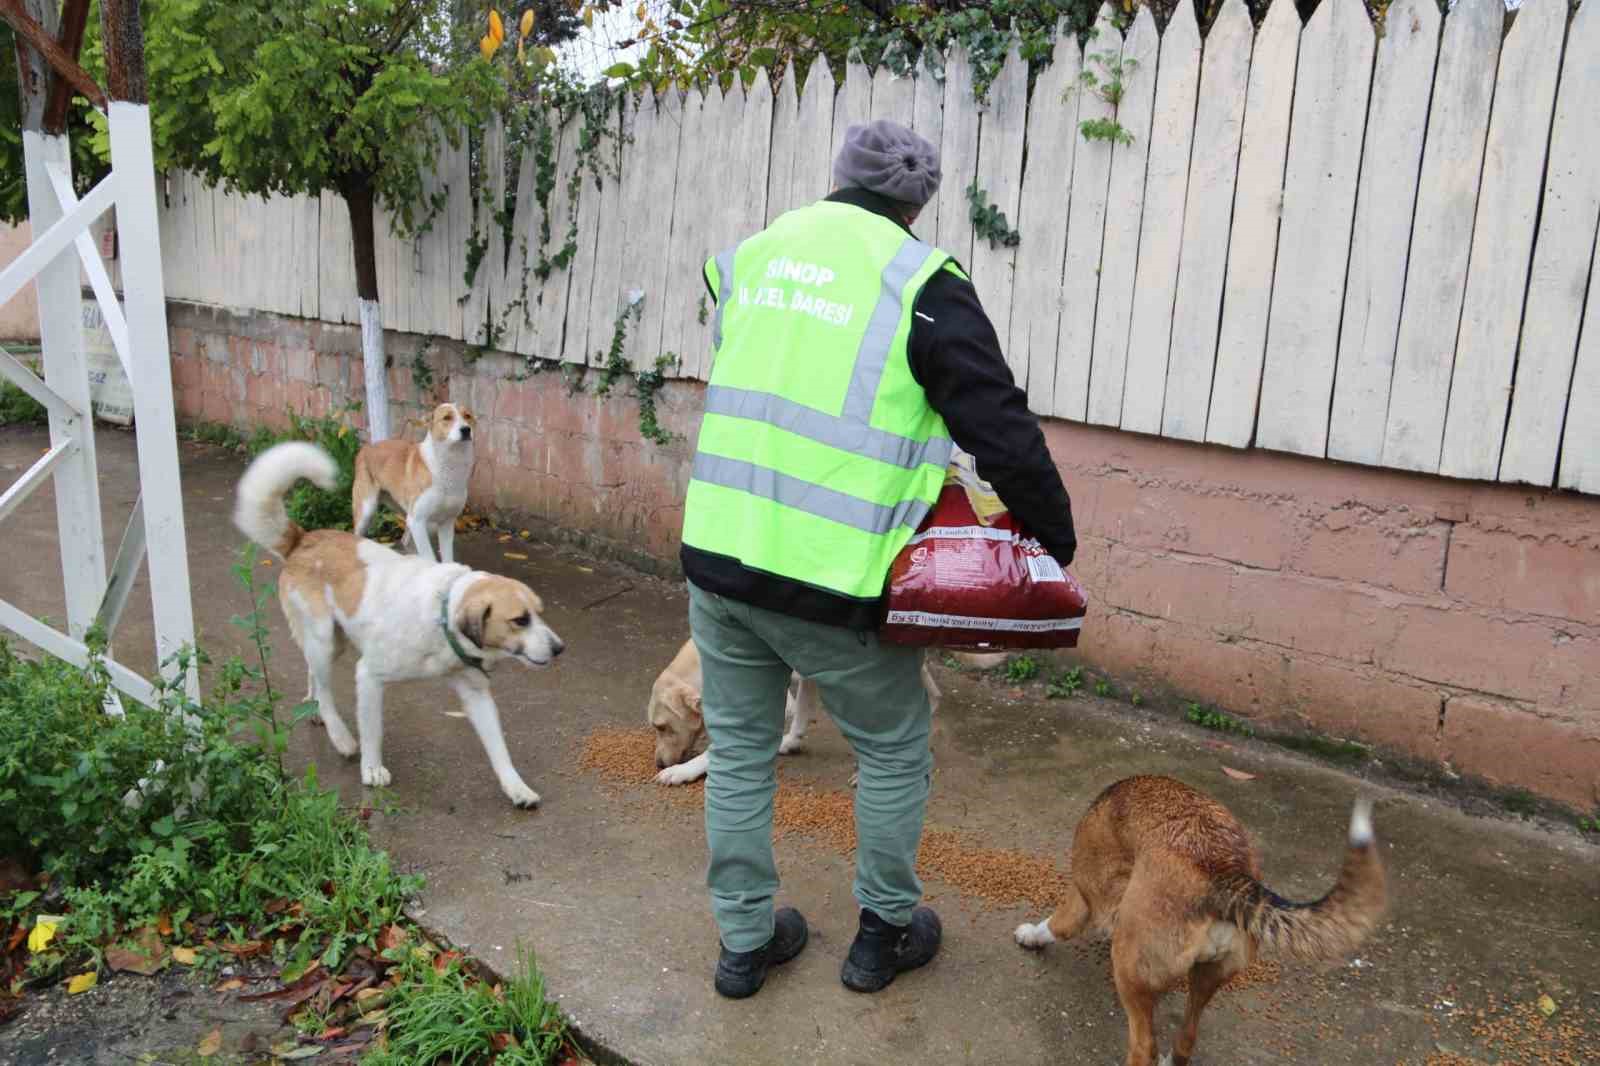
[138,0,505,440]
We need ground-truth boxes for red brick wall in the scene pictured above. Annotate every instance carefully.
[168,302,1600,810]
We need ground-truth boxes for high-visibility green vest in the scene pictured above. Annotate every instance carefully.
[682,201,959,602]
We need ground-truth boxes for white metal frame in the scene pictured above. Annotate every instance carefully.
[0,102,197,706]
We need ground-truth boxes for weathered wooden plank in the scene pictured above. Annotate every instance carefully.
[657,87,707,376]
[630,90,683,372]
[582,97,631,369]
[970,45,1027,379]
[1011,29,1080,416]
[688,85,731,379]
[444,133,473,341]
[1053,3,1122,421]
[507,110,554,356]
[1557,262,1600,493]
[1325,0,1440,464]
[870,63,913,129]
[560,108,613,365]
[1501,0,1600,486]
[1160,0,1251,441]
[911,53,944,241]
[1381,0,1500,472]
[1441,0,1566,481]
[1121,1,1201,435]
[793,59,836,209]
[531,109,581,361]
[1205,0,1300,447]
[1084,7,1157,427]
[766,63,799,222]
[832,59,873,161]
[935,44,980,267]
[296,193,320,321]
[738,71,774,246]
[465,117,507,347]
[1256,0,1375,457]
[319,188,357,326]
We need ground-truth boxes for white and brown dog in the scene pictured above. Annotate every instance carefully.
[352,402,475,564]
[647,638,941,787]
[236,442,562,808]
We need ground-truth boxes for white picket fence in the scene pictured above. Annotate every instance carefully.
[155,0,1600,495]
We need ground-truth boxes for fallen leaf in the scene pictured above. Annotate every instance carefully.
[497,534,512,543]
[356,987,384,1003]
[576,565,593,573]
[270,1041,323,1059]
[106,943,166,975]
[26,921,57,953]
[1221,766,1257,782]
[1538,994,1557,1017]
[518,529,531,539]
[490,1032,520,1052]
[66,971,98,994]
[432,950,461,975]
[197,1027,223,1057]
[172,947,199,966]
[317,1027,347,1041]
[503,551,528,560]
[264,899,292,915]
[220,939,266,958]
[376,925,407,952]
[157,913,173,937]
[217,978,245,992]
[7,925,26,953]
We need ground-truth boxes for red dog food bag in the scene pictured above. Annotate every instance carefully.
[881,450,1086,650]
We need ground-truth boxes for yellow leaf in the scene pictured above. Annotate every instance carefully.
[584,6,595,27]
[67,971,98,994]
[518,38,526,62]
[480,34,500,61]
[172,946,199,965]
[27,921,57,953]
[488,9,505,43]
[1538,994,1557,1017]
[503,552,529,561]
[520,9,535,36]
[635,1,646,19]
[198,1027,223,1057]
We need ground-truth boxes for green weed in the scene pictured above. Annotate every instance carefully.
[0,357,48,426]
[1185,703,1255,737]
[1273,734,1371,766]
[1047,666,1083,699]
[1093,679,1113,698]
[365,946,566,1066]
[1577,812,1600,835]
[1004,655,1040,683]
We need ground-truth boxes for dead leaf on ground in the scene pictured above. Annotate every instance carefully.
[1538,994,1558,1017]
[197,1027,223,1057]
[270,1041,323,1059]
[503,551,528,560]
[105,943,167,975]
[219,939,267,958]
[376,925,407,952]
[172,946,199,966]
[66,971,97,994]
[157,913,174,937]
[217,978,245,992]
[1220,766,1257,782]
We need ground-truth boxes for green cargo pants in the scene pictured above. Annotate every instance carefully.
[688,582,934,952]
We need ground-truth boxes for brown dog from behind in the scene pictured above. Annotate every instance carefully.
[1014,775,1387,1066]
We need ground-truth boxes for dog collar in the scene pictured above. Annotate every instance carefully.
[440,575,487,673]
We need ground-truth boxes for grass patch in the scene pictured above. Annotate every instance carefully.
[1047,666,1083,699]
[184,406,404,539]
[1004,655,1040,684]
[0,357,48,427]
[1185,702,1256,738]
[1270,733,1372,766]
[0,552,574,1063]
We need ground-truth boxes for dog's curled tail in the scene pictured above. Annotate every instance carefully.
[1209,797,1387,961]
[234,441,340,559]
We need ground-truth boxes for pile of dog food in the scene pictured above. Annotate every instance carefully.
[578,726,1071,910]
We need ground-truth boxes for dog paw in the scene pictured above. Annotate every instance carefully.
[778,736,806,755]
[504,782,541,809]
[655,764,703,787]
[328,732,360,759]
[1014,921,1055,949]
[1158,1055,1174,1066]
[361,765,392,788]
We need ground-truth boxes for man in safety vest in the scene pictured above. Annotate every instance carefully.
[683,119,1077,999]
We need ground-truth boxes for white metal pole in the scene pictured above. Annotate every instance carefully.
[22,129,107,640]
[106,100,199,700]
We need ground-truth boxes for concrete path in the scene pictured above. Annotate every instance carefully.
[3,425,1597,1066]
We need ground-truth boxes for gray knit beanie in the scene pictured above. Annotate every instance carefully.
[832,120,942,208]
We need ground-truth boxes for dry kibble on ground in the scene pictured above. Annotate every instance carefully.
[580,727,1069,909]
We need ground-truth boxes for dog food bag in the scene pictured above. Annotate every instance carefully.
[880,450,1086,650]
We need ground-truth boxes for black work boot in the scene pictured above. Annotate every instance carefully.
[840,906,942,993]
[713,907,809,999]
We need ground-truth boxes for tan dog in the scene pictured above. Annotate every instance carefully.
[1013,776,1387,1066]
[236,442,563,808]
[352,402,475,564]
[647,638,941,787]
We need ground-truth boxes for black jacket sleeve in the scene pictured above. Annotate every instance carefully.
[908,268,1078,565]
